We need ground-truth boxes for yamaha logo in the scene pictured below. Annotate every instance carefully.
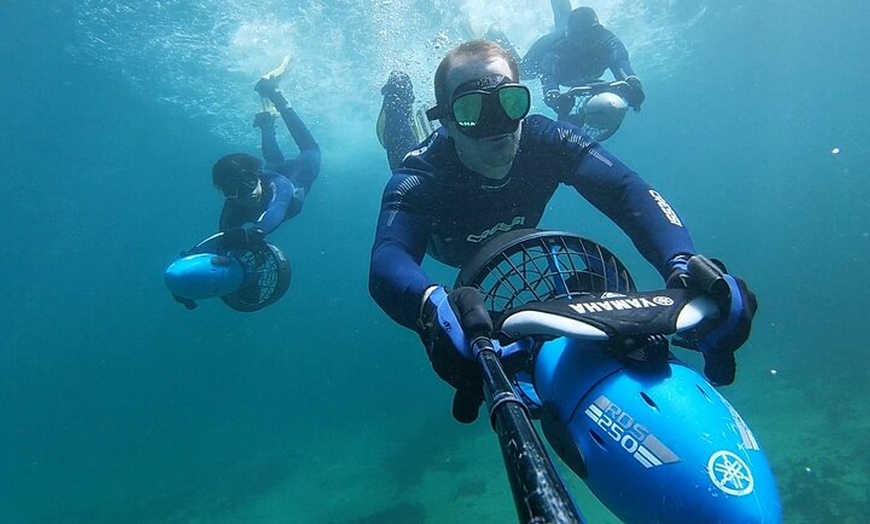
[568,296,670,314]
[652,296,674,306]
[708,450,754,496]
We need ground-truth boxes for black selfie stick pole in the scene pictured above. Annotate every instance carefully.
[472,337,586,524]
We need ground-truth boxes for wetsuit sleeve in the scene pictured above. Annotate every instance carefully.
[539,51,561,96]
[253,175,295,235]
[601,29,635,80]
[544,120,695,277]
[369,173,436,330]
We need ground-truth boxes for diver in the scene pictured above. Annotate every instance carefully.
[368,40,757,424]
[523,5,646,122]
[213,55,321,247]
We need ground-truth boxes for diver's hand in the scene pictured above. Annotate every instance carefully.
[544,90,574,118]
[418,286,493,423]
[667,255,758,385]
[221,226,265,248]
[623,75,645,111]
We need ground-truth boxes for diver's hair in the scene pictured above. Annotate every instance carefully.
[433,39,520,108]
[212,153,262,191]
[567,7,600,38]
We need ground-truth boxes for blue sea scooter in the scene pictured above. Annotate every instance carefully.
[164,232,291,312]
[454,229,781,524]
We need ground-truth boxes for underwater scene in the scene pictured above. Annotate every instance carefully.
[0,0,867,522]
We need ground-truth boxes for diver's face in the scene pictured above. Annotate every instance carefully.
[250,179,263,202]
[226,178,263,205]
[444,55,522,180]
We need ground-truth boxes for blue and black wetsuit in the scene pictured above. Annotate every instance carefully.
[219,105,320,234]
[369,114,694,329]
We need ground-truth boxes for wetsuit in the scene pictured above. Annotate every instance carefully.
[543,28,634,89]
[524,25,636,96]
[369,114,694,329]
[219,105,320,234]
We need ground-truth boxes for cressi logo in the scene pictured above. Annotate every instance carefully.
[649,190,683,227]
[467,216,525,243]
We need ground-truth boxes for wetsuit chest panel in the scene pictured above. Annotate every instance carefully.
[425,150,561,267]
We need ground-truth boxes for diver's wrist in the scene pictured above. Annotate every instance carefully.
[420,285,440,314]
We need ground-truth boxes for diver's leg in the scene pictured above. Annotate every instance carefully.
[380,71,417,171]
[254,56,318,156]
[254,110,285,165]
[551,0,573,31]
[262,91,319,155]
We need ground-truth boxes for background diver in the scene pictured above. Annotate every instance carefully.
[211,55,321,248]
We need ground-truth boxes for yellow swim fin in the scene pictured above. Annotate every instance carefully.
[376,104,387,148]
[264,54,292,82]
[412,107,437,142]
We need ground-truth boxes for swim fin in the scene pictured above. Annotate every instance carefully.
[376,104,387,148]
[412,107,436,142]
[264,54,292,81]
[255,54,293,98]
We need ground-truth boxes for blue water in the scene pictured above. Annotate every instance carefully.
[1,1,867,522]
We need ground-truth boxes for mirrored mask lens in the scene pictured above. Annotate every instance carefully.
[452,93,484,128]
[498,86,531,120]
[450,84,529,138]
[225,176,258,199]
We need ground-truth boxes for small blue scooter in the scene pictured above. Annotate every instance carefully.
[164,232,291,312]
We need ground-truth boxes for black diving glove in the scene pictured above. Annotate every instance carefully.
[667,255,758,386]
[623,75,645,111]
[418,286,493,423]
[544,90,575,119]
[221,226,265,248]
